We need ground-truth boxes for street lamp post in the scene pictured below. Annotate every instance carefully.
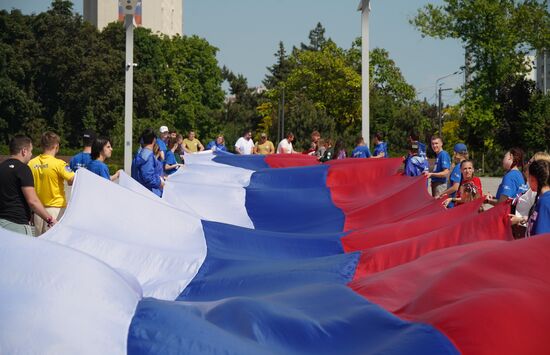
[434,70,461,135]
[281,86,285,141]
[438,86,452,137]
[358,0,370,146]
[121,0,139,174]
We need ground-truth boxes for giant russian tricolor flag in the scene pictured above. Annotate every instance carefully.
[1,152,550,354]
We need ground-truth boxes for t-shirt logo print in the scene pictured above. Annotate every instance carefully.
[8,164,14,169]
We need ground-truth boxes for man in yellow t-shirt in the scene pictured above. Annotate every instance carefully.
[182,130,205,153]
[254,133,275,155]
[28,132,75,235]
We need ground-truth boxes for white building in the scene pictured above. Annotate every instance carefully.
[83,0,183,37]
[525,54,536,82]
[535,1,550,93]
[536,51,550,93]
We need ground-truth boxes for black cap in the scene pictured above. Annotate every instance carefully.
[82,129,96,146]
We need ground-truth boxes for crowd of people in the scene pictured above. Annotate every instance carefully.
[0,127,548,239]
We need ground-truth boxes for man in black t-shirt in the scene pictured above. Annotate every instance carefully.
[0,135,56,236]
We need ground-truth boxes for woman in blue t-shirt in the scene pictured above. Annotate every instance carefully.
[486,147,527,205]
[87,137,121,181]
[164,137,184,176]
[526,160,550,237]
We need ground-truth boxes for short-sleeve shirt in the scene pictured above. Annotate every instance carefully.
[28,154,75,208]
[183,138,202,153]
[352,145,371,158]
[374,142,388,158]
[235,137,254,155]
[432,150,451,183]
[527,191,550,237]
[496,169,527,200]
[206,141,227,152]
[446,164,463,208]
[255,141,275,155]
[0,159,34,224]
[69,152,92,171]
[164,150,179,176]
[449,164,462,191]
[277,139,294,154]
[87,160,110,180]
[156,138,167,154]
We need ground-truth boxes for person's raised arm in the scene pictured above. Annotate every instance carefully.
[60,164,75,186]
[110,169,122,182]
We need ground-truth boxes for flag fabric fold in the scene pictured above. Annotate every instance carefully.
[1,152,549,355]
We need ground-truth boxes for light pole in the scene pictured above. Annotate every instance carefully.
[544,49,547,94]
[121,0,139,174]
[281,85,285,141]
[357,0,370,146]
[438,86,452,137]
[435,70,461,133]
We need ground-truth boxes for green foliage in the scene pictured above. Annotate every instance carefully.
[521,92,550,151]
[300,22,329,52]
[256,102,274,141]
[0,1,224,152]
[285,41,361,129]
[370,48,415,103]
[260,24,436,153]
[263,41,293,89]
[412,0,550,152]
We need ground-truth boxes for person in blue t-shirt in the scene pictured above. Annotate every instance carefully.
[439,143,469,208]
[408,132,430,172]
[351,136,371,158]
[206,135,228,152]
[486,148,528,206]
[132,129,164,197]
[156,125,170,162]
[69,130,96,171]
[164,137,184,176]
[425,136,451,197]
[526,160,550,236]
[404,142,428,177]
[372,132,388,158]
[86,137,121,181]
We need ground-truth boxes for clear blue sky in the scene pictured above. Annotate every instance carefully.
[1,0,464,104]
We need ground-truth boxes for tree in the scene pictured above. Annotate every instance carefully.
[219,66,266,148]
[521,92,550,152]
[412,0,550,150]
[262,27,433,153]
[300,22,329,51]
[263,41,293,89]
[0,9,41,143]
[0,1,226,151]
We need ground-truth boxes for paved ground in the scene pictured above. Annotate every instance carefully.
[479,177,501,197]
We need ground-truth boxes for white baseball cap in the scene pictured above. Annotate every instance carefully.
[159,126,169,133]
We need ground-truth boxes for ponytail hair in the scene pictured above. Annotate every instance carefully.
[529,160,550,198]
[528,160,550,220]
[508,147,525,171]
